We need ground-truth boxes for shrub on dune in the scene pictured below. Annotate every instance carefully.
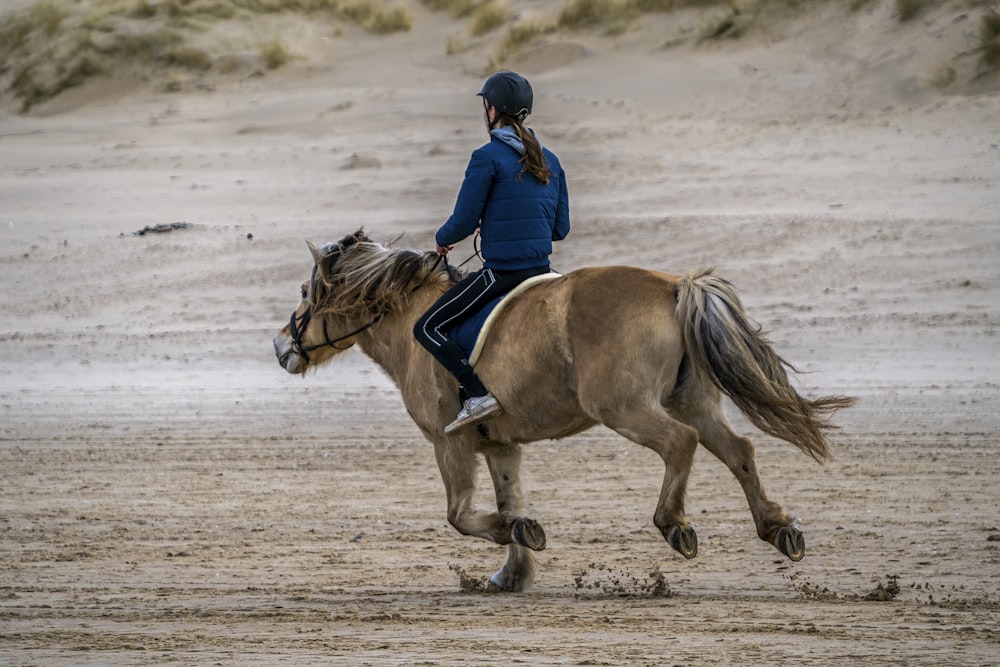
[471,2,510,36]
[338,0,411,32]
[368,3,413,32]
[558,0,634,30]
[260,39,291,69]
[983,10,1000,69]
[420,0,477,18]
[896,0,931,22]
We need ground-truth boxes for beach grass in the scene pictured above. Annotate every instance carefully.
[983,10,1000,68]
[470,1,510,36]
[2,0,997,113]
[0,0,410,111]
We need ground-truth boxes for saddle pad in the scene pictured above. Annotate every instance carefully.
[448,272,561,367]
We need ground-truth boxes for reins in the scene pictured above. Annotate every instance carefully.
[288,251,445,364]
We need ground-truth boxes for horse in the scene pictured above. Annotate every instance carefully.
[273,229,856,592]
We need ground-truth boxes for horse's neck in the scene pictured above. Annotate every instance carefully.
[356,289,449,412]
[357,314,421,384]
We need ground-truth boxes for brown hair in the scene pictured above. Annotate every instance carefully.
[501,115,551,185]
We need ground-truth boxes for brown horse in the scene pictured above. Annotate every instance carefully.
[273,230,855,592]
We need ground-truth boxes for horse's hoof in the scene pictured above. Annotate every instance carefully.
[666,525,698,559]
[774,525,806,562]
[489,569,512,591]
[511,517,546,551]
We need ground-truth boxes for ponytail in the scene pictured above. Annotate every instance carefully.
[504,116,551,185]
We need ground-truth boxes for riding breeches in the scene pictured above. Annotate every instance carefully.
[413,265,549,398]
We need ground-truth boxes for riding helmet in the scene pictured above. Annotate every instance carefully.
[478,70,533,121]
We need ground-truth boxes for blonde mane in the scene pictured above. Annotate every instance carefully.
[313,234,456,318]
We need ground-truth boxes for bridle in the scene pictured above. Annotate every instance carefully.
[286,260,379,364]
[288,305,382,364]
[286,249,446,365]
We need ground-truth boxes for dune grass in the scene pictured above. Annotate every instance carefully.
[0,0,411,111]
[260,39,291,69]
[558,0,635,33]
[27,0,67,35]
[486,21,558,70]
[470,1,510,36]
[983,9,1000,68]
[3,0,997,112]
[367,3,413,32]
[896,0,931,21]
[419,0,477,18]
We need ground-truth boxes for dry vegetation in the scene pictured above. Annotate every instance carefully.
[1,0,998,112]
[984,5,1000,67]
[459,0,1000,77]
[0,0,412,111]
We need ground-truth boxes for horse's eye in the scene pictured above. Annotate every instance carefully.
[301,288,308,300]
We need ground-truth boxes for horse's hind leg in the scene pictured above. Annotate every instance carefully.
[603,406,701,559]
[678,393,805,561]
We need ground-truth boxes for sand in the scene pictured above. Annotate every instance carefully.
[1,1,999,664]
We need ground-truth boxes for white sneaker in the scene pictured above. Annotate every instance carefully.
[444,393,503,434]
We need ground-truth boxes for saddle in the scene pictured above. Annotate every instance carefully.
[448,272,561,366]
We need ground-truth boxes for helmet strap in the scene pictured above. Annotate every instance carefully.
[484,99,501,131]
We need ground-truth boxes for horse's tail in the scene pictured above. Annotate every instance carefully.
[675,268,856,463]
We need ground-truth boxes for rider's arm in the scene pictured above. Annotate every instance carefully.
[552,163,570,242]
[437,148,495,248]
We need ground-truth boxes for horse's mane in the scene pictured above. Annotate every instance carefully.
[314,231,460,317]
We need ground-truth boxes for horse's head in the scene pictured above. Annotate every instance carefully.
[273,229,376,374]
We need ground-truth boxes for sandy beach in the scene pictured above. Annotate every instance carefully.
[2,0,999,663]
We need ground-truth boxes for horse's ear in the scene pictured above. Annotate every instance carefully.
[306,240,323,266]
[353,227,368,244]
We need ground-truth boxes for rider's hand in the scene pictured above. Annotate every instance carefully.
[435,243,453,256]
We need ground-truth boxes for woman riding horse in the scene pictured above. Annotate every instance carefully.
[413,71,571,435]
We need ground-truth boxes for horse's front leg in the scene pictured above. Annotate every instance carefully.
[430,436,542,592]
[432,435,509,543]
[485,441,546,551]
[484,441,541,592]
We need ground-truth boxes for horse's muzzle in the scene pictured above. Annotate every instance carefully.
[273,335,303,374]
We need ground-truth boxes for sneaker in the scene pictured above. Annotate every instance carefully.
[444,393,503,434]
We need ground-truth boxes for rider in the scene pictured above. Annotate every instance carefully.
[414,70,571,435]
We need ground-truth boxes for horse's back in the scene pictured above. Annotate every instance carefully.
[562,265,680,318]
[484,265,681,354]
[562,266,684,397]
[476,265,686,420]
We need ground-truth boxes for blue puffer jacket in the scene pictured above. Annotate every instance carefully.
[436,129,570,271]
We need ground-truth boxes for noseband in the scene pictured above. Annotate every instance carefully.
[288,305,382,364]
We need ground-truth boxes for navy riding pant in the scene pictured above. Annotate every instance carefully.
[414,265,549,398]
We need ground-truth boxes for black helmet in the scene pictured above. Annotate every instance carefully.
[478,70,533,121]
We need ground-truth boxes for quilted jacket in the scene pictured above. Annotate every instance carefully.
[436,131,570,271]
